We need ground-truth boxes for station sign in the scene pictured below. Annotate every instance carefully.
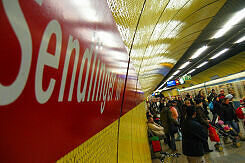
[0,0,143,162]
[182,75,191,81]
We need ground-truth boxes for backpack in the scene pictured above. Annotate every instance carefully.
[209,102,214,110]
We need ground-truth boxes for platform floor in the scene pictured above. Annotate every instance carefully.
[152,138,245,163]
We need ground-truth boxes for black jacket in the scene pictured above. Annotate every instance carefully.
[196,106,209,128]
[208,92,217,102]
[180,104,188,125]
[182,118,207,157]
[177,100,183,111]
[213,100,222,115]
[220,103,238,122]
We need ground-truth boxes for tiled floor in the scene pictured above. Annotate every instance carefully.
[152,139,245,163]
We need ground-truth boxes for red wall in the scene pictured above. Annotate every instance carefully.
[0,0,144,162]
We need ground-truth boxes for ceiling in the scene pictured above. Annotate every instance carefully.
[107,0,245,96]
[183,50,245,86]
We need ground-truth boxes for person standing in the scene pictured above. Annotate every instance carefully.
[196,90,209,116]
[182,106,207,163]
[220,97,239,132]
[172,100,182,141]
[180,100,192,125]
[195,99,213,153]
[160,104,179,151]
[218,89,225,102]
[212,96,222,124]
[177,97,184,110]
[208,89,217,103]
[220,96,245,140]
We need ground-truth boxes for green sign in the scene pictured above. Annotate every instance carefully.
[182,75,191,81]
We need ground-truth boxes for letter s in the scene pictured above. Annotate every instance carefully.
[0,0,32,106]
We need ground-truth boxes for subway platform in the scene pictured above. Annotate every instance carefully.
[153,139,245,163]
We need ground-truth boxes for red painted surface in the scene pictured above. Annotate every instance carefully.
[0,0,144,162]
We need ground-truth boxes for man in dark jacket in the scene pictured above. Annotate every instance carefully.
[177,97,184,111]
[212,96,221,124]
[160,105,179,151]
[208,89,217,103]
[196,91,208,116]
[195,99,213,153]
[182,106,207,163]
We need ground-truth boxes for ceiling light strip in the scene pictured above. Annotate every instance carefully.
[212,8,245,39]
[210,48,229,59]
[173,70,180,75]
[190,45,208,59]
[235,35,245,43]
[167,75,174,81]
[179,61,191,69]
[187,69,196,74]
[196,61,208,68]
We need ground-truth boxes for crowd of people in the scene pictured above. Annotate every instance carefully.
[146,89,245,163]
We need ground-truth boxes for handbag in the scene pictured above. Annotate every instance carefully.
[151,140,162,152]
[208,124,220,142]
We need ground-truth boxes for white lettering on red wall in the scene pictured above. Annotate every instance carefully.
[0,0,124,114]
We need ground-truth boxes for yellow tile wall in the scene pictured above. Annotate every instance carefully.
[57,102,151,163]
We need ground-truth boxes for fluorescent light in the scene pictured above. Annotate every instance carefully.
[179,61,191,69]
[173,70,180,75]
[212,8,245,39]
[210,48,229,59]
[167,76,174,81]
[187,69,196,74]
[235,35,245,43]
[161,87,171,91]
[196,61,208,68]
[157,81,167,90]
[190,46,208,59]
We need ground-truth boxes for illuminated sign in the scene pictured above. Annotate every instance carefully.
[167,80,176,87]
